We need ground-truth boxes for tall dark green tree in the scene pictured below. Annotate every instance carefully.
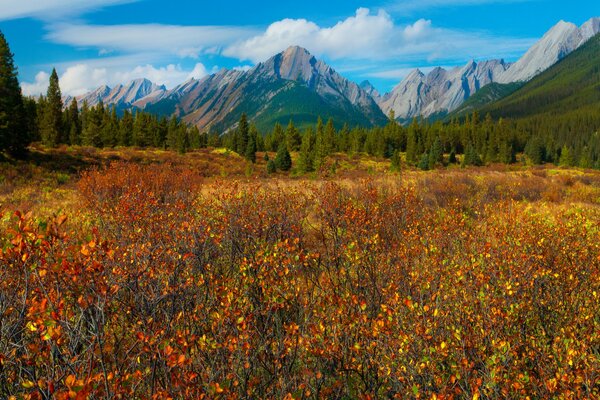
[0,30,28,156]
[41,68,64,146]
[298,127,316,173]
[275,141,292,171]
[286,120,301,151]
[245,126,257,163]
[66,98,81,145]
[236,113,249,154]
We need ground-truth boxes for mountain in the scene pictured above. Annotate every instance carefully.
[146,46,387,131]
[479,32,600,120]
[379,59,510,122]
[68,78,167,111]
[448,82,524,117]
[497,18,600,83]
[360,81,381,101]
[380,17,600,121]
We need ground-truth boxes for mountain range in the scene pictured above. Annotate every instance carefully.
[378,17,600,121]
[68,17,600,130]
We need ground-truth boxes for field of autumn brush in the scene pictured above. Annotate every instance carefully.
[0,145,599,399]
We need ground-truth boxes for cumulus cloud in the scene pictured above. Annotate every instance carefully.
[0,0,138,21]
[21,62,209,97]
[223,8,396,62]
[223,8,534,64]
[21,71,51,97]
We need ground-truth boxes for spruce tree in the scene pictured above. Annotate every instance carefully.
[66,98,81,145]
[390,150,402,172]
[323,118,336,155]
[298,127,315,173]
[271,122,285,152]
[267,159,277,174]
[275,142,292,171]
[237,113,249,154]
[245,128,257,163]
[429,136,443,168]
[0,30,28,156]
[286,119,301,151]
[418,152,430,171]
[41,68,63,147]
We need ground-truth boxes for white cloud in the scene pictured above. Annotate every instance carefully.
[223,8,396,62]
[223,8,534,65]
[21,71,50,97]
[46,23,257,59]
[21,62,209,97]
[0,0,138,21]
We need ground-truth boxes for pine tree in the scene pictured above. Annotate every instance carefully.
[0,30,28,156]
[418,152,430,171]
[406,119,420,164]
[524,136,545,165]
[118,109,133,146]
[298,127,315,173]
[323,118,336,155]
[429,136,443,168]
[390,150,402,172]
[267,159,277,174]
[237,113,249,154]
[66,98,81,145]
[315,117,326,169]
[286,119,301,151]
[245,128,257,163]
[41,68,63,147]
[275,142,292,171]
[559,145,574,167]
[271,122,285,152]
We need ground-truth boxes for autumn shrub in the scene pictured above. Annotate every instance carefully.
[1,163,599,399]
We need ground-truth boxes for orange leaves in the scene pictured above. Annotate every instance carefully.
[1,169,600,399]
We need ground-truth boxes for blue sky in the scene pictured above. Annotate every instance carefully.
[1,0,598,96]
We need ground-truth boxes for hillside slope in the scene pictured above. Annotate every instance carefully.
[481,33,600,119]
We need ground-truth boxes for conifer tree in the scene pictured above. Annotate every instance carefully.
[559,145,574,167]
[429,136,443,168]
[418,152,430,171]
[245,127,257,163]
[524,136,545,165]
[275,142,292,171]
[270,122,285,152]
[314,117,326,169]
[323,118,336,155]
[41,68,63,146]
[390,150,402,172]
[0,30,28,156]
[267,159,277,174]
[298,127,316,173]
[237,113,249,154]
[66,98,81,145]
[118,109,133,146]
[286,119,301,151]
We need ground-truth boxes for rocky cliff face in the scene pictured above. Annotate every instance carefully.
[380,17,600,120]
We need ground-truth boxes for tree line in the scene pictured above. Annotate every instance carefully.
[2,29,599,170]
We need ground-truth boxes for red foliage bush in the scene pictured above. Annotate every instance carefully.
[1,164,599,399]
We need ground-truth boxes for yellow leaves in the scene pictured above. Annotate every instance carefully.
[65,375,76,388]
[440,341,447,350]
[22,380,35,389]
[26,321,37,332]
